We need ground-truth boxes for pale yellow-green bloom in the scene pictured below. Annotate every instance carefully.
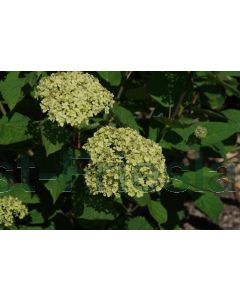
[35,72,114,127]
[0,195,28,227]
[194,126,208,139]
[83,126,168,198]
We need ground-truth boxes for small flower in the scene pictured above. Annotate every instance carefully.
[194,126,208,139]
[0,195,28,227]
[83,126,168,198]
[35,72,114,127]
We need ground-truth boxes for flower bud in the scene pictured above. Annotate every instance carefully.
[194,126,208,139]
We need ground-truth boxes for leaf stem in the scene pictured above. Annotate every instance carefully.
[0,102,7,116]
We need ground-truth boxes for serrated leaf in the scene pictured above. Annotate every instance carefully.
[98,71,122,86]
[80,206,115,221]
[112,104,139,132]
[0,113,31,144]
[127,216,153,230]
[195,192,224,223]
[0,72,26,110]
[148,200,167,224]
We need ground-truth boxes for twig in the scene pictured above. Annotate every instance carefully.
[192,93,199,105]
[159,72,193,140]
[168,106,172,119]
[116,71,133,100]
[0,102,7,116]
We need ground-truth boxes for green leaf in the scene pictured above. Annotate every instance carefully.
[162,129,190,151]
[8,184,40,204]
[0,72,26,110]
[222,109,240,131]
[134,193,151,207]
[29,209,45,224]
[98,71,122,86]
[173,167,223,193]
[24,71,47,87]
[80,206,115,221]
[200,122,238,146]
[44,174,66,203]
[112,104,139,132]
[128,216,153,230]
[195,192,224,223]
[41,121,68,156]
[148,200,167,224]
[171,121,238,147]
[204,92,225,110]
[0,113,31,144]
[148,126,158,142]
[44,165,75,203]
[42,132,64,156]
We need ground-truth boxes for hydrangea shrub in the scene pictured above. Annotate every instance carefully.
[0,71,239,229]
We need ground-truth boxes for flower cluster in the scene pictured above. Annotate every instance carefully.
[83,126,168,198]
[35,72,114,127]
[194,126,208,139]
[0,195,28,227]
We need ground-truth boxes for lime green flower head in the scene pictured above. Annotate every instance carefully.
[0,195,28,227]
[83,126,168,198]
[194,126,208,139]
[35,72,114,127]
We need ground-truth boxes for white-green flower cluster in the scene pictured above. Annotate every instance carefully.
[0,195,28,227]
[35,72,114,127]
[194,126,208,139]
[83,126,168,198]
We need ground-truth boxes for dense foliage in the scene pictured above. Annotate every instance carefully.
[0,71,239,229]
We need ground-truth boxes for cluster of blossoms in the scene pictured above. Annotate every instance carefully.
[194,126,208,139]
[83,126,168,198]
[35,72,114,127]
[0,196,28,227]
